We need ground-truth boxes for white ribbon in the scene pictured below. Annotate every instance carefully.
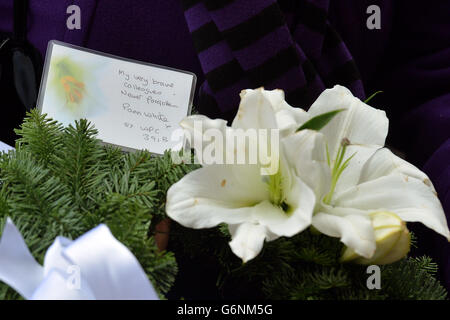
[0,141,14,153]
[0,218,159,300]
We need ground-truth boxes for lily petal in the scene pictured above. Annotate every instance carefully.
[335,174,449,240]
[232,88,279,130]
[251,175,315,238]
[308,85,389,159]
[358,148,436,188]
[312,212,376,258]
[333,144,383,195]
[228,222,269,263]
[275,104,310,137]
[335,149,450,240]
[233,88,311,137]
[180,115,229,160]
[282,129,331,198]
[166,164,269,229]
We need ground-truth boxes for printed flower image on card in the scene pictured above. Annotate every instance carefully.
[47,55,107,122]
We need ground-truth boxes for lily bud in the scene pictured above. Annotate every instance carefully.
[341,211,411,265]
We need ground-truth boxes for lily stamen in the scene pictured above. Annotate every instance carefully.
[323,138,356,205]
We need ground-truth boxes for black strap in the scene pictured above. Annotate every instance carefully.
[13,0,29,42]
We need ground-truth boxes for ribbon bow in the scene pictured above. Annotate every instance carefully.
[0,218,159,300]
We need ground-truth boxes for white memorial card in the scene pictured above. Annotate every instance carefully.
[37,41,196,154]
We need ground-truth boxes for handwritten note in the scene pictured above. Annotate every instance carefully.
[37,41,196,154]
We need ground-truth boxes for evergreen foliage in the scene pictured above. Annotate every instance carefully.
[0,110,197,299]
[0,110,447,300]
[169,223,448,300]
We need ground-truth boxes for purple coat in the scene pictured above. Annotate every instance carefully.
[1,0,449,288]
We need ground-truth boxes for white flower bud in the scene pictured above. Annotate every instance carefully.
[341,211,411,265]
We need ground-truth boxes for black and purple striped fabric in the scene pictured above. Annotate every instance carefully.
[181,0,365,120]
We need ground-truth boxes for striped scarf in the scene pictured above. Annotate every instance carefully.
[181,0,365,120]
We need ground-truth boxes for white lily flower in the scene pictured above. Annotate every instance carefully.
[0,218,159,300]
[283,85,450,261]
[166,88,316,263]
